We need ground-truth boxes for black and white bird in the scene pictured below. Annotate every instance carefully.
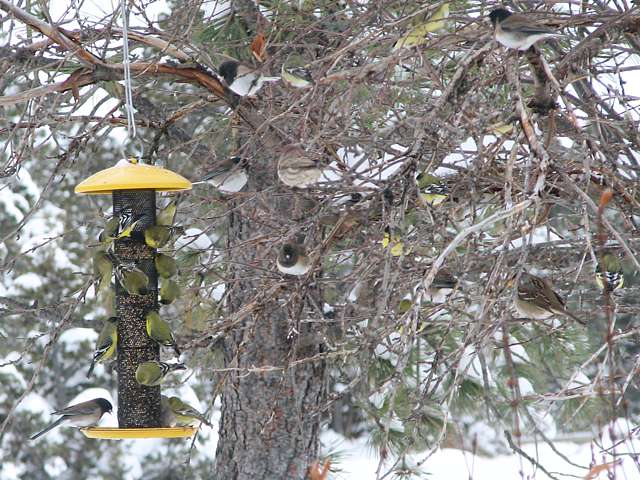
[218,60,280,97]
[30,398,112,440]
[277,242,311,276]
[489,8,563,51]
[199,156,248,193]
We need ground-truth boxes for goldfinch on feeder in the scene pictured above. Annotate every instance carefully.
[167,396,212,427]
[416,173,449,206]
[156,201,177,227]
[155,253,178,278]
[87,316,118,377]
[145,311,181,357]
[277,144,323,188]
[514,272,585,325]
[135,361,186,386]
[112,258,149,295]
[30,398,112,440]
[93,251,113,295]
[595,253,624,293]
[277,242,311,276]
[144,225,172,249]
[99,209,140,243]
[160,278,180,305]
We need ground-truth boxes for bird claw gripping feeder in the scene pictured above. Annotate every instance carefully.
[75,159,194,439]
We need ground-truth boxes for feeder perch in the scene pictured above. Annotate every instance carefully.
[76,159,192,439]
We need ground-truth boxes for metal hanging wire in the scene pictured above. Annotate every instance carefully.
[120,0,141,160]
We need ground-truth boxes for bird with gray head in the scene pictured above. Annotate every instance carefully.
[489,8,563,51]
[30,398,112,440]
[277,144,323,188]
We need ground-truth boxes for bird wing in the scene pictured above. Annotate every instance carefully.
[501,16,557,35]
[52,399,99,416]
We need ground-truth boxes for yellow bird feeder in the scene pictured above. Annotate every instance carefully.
[76,159,193,439]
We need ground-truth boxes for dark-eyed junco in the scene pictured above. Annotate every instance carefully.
[277,242,311,276]
[218,60,280,96]
[199,156,248,193]
[30,398,112,440]
[87,317,118,377]
[489,8,563,51]
[423,268,458,303]
[277,144,323,188]
[514,272,584,324]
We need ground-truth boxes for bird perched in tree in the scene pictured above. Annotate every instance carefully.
[87,316,118,377]
[488,8,563,51]
[30,398,112,440]
[514,272,585,324]
[146,311,181,357]
[281,64,313,89]
[155,253,178,278]
[160,278,180,305]
[135,361,186,386]
[423,268,458,303]
[199,156,248,193]
[218,60,280,96]
[111,256,149,295]
[277,242,311,276]
[165,396,212,427]
[156,200,177,227]
[277,144,323,188]
[416,173,449,206]
[596,253,624,293]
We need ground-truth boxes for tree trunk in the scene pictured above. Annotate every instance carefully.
[213,166,327,479]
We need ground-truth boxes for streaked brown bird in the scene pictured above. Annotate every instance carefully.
[277,144,323,188]
[514,272,585,325]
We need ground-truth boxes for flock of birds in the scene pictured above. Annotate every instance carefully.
[30,7,627,439]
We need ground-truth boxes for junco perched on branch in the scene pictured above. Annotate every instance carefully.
[277,144,323,188]
[277,242,311,276]
[218,60,280,96]
[423,268,458,303]
[198,156,248,193]
[514,272,585,324]
[489,8,563,51]
[30,398,112,440]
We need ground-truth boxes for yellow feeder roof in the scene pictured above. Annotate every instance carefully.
[75,159,192,194]
[81,426,197,439]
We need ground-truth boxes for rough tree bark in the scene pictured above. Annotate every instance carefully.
[213,160,327,479]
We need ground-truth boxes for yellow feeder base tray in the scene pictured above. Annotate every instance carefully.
[81,427,197,439]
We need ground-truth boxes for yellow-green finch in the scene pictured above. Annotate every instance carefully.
[160,278,180,305]
[277,144,322,188]
[416,173,449,206]
[596,253,624,293]
[166,396,212,427]
[155,253,177,278]
[113,259,149,295]
[515,272,585,325]
[277,243,311,276]
[87,316,118,377]
[30,398,112,440]
[135,361,186,386]
[144,225,172,249]
[281,64,313,89]
[146,311,181,357]
[93,251,113,295]
[156,201,177,227]
[99,209,139,243]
